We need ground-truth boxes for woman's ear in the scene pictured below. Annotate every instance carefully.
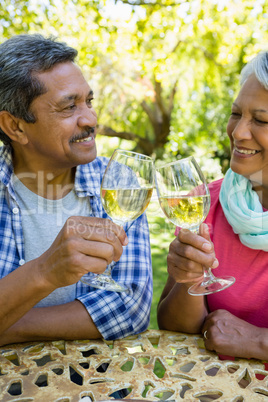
[0,111,28,145]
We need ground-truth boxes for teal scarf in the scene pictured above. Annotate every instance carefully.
[219,168,268,251]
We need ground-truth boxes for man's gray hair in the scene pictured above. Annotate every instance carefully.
[0,34,78,145]
[240,51,268,90]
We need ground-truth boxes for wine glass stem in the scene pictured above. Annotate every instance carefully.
[190,225,200,234]
[190,226,216,282]
[203,267,216,282]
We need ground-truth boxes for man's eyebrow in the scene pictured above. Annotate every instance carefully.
[57,90,94,105]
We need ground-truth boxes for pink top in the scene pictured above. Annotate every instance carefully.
[205,179,268,328]
[174,179,268,366]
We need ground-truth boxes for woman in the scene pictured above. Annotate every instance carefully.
[157,51,268,361]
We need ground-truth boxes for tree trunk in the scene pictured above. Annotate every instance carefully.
[97,79,177,157]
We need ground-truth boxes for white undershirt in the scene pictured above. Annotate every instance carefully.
[12,174,91,307]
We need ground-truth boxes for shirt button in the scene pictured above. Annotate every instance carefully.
[12,207,19,214]
[19,259,25,265]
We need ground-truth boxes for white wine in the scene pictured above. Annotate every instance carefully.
[101,187,153,223]
[159,195,210,228]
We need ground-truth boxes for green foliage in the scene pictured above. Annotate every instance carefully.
[146,196,174,329]
[1,0,268,175]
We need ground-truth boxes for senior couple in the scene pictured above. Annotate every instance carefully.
[0,34,267,363]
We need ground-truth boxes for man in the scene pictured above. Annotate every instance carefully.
[0,34,152,346]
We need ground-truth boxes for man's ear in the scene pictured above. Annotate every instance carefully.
[0,111,28,145]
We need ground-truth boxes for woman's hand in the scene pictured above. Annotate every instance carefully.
[167,223,219,284]
[202,309,268,360]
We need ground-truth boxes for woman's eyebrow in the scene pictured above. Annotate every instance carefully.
[232,102,239,108]
[253,108,268,114]
[232,102,268,114]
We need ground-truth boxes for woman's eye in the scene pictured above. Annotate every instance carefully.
[230,112,241,118]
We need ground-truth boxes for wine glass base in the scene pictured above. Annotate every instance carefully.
[80,275,128,293]
[188,276,235,296]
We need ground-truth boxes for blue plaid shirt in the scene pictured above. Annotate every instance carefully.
[0,145,152,340]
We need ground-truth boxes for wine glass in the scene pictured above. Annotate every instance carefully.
[155,156,235,296]
[81,149,154,292]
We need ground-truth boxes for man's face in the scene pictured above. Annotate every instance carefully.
[15,61,97,172]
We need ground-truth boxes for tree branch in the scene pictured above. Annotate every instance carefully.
[97,124,154,154]
[154,80,168,116]
[141,100,157,125]
[171,38,223,68]
[168,79,178,114]
[97,124,137,141]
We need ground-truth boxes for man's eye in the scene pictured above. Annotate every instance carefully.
[255,118,268,124]
[64,104,76,110]
[62,103,75,112]
[230,112,241,118]
[87,98,94,106]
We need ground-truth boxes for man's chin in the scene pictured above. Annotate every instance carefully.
[81,147,97,165]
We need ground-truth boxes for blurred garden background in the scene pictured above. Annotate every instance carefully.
[1,0,268,328]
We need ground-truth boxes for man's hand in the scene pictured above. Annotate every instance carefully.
[167,223,219,284]
[37,216,128,289]
[202,310,268,360]
[0,217,127,338]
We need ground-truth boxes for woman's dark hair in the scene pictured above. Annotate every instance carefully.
[0,34,78,144]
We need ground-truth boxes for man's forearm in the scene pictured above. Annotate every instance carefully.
[0,300,101,346]
[0,260,56,336]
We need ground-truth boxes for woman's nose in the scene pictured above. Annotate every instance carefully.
[231,118,252,141]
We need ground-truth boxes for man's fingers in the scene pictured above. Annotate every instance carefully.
[66,216,128,246]
[74,238,122,264]
[78,255,111,275]
[65,217,127,259]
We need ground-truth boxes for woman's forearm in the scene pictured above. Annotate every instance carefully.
[157,277,208,333]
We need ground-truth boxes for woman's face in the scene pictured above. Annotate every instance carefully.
[227,74,268,188]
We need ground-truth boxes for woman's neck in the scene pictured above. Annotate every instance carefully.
[252,184,268,210]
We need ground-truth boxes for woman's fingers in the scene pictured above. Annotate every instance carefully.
[167,224,218,284]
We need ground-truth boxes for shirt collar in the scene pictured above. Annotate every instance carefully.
[0,145,14,187]
[0,145,102,197]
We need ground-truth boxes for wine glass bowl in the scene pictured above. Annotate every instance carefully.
[155,156,235,296]
[81,149,154,292]
[156,157,210,233]
[101,155,153,224]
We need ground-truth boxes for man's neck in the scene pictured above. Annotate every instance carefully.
[13,167,76,200]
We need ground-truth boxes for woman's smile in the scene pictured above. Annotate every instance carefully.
[233,146,261,157]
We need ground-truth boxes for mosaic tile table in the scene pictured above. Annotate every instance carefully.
[0,329,267,401]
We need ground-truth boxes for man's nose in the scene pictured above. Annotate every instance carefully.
[78,107,97,127]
